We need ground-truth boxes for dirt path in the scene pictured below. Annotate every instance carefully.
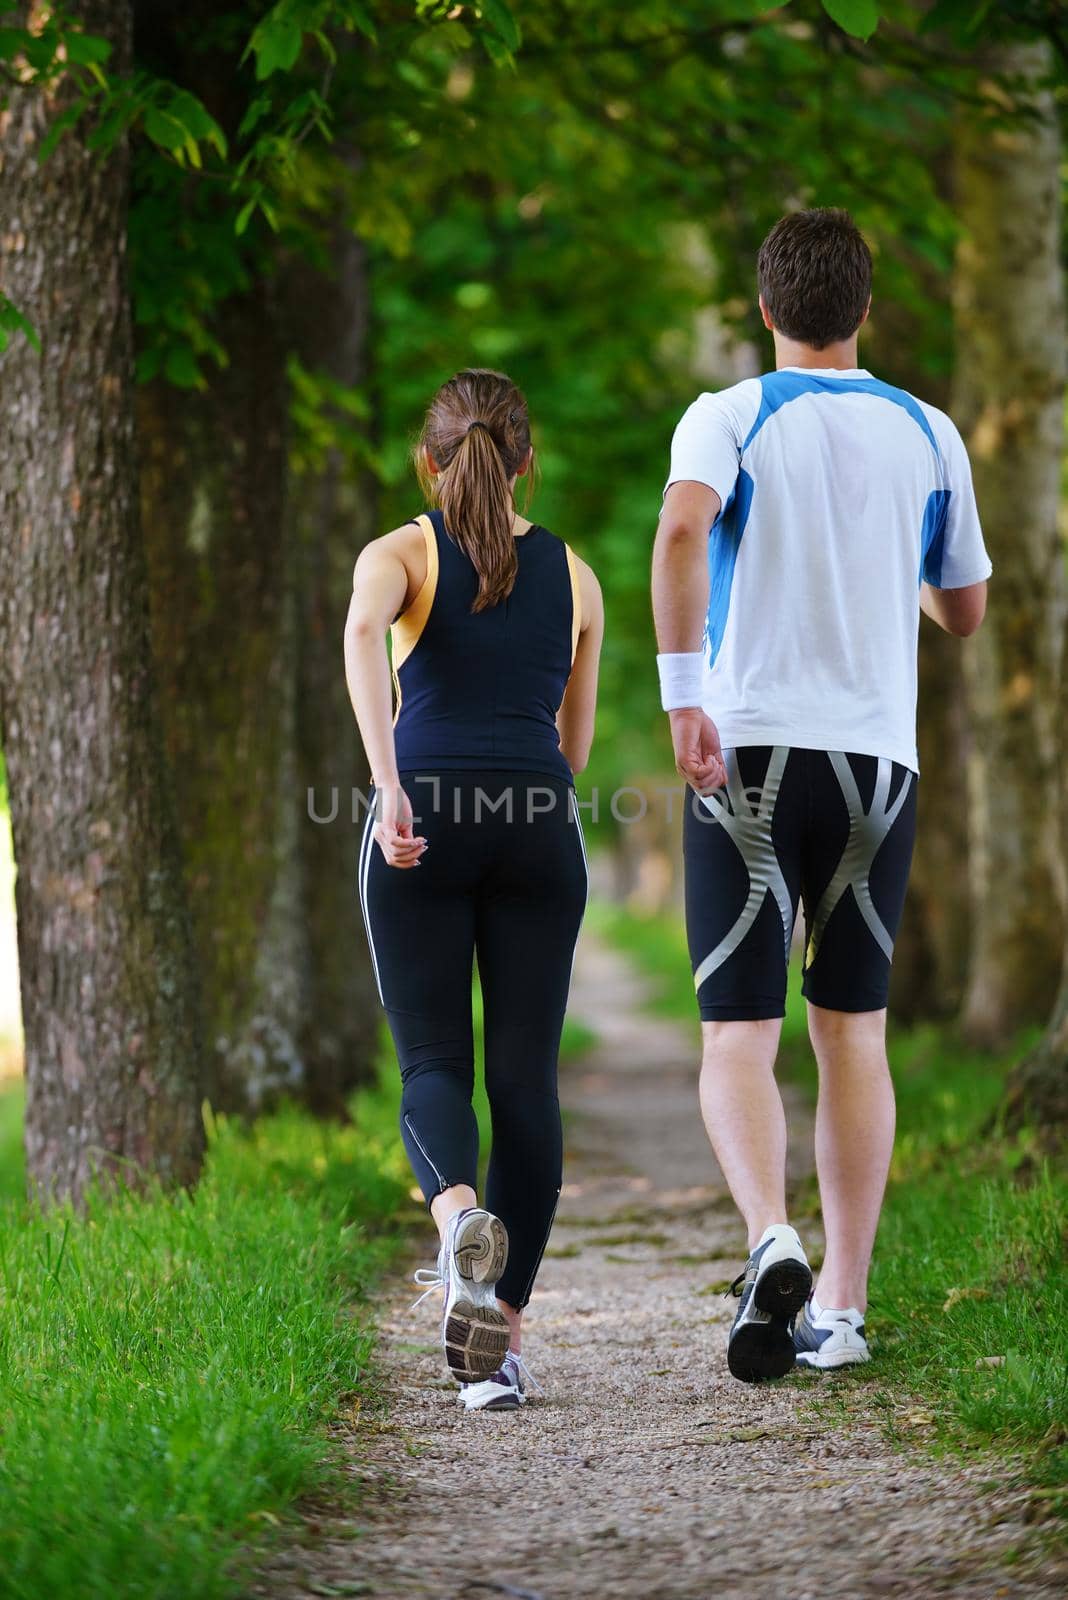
[256,931,1062,1600]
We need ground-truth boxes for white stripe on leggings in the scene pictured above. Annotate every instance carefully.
[357,806,385,1003]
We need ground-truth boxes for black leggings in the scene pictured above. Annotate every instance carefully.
[359,771,588,1310]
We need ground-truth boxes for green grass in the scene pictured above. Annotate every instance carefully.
[0,970,596,1600]
[0,1057,418,1600]
[597,901,1068,1502]
[0,1078,23,1207]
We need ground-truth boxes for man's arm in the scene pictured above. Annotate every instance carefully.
[920,579,987,637]
[652,480,727,793]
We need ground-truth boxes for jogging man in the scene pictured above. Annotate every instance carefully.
[651,208,991,1382]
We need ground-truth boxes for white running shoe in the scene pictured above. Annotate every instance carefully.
[726,1222,812,1383]
[793,1297,870,1370]
[412,1207,510,1384]
[458,1350,544,1412]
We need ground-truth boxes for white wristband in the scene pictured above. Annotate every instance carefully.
[657,651,705,711]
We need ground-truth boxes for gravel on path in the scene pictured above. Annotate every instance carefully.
[252,930,1064,1600]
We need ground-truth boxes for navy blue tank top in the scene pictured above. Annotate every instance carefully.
[391,510,580,784]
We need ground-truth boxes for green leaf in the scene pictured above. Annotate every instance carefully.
[37,101,86,163]
[235,195,260,236]
[820,0,880,39]
[478,0,521,52]
[0,296,41,354]
[0,28,31,60]
[479,29,513,67]
[237,96,271,141]
[63,30,112,67]
[341,4,377,44]
[167,90,228,156]
[21,26,59,72]
[312,28,337,64]
[144,105,188,152]
[249,17,303,80]
[164,343,203,389]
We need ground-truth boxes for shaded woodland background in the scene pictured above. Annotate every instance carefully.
[0,0,1066,1205]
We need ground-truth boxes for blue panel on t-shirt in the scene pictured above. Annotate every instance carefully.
[742,370,942,463]
[920,488,951,588]
[705,468,754,668]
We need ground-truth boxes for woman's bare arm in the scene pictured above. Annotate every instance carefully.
[345,533,427,868]
[557,556,604,774]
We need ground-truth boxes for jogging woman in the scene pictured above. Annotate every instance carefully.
[344,369,603,1412]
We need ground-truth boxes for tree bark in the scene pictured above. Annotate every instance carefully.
[863,287,973,1025]
[952,41,1067,1048]
[890,628,972,1022]
[280,200,381,1117]
[136,289,297,1112]
[0,2,206,1204]
[132,14,382,1114]
[1002,618,1068,1140]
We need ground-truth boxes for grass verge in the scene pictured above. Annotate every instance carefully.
[0,1059,414,1600]
[0,986,596,1600]
[593,900,1067,1511]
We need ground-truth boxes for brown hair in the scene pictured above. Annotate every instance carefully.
[757,208,872,350]
[415,368,534,612]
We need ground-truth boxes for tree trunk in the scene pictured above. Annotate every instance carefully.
[952,41,1067,1048]
[0,2,206,1204]
[1002,618,1068,1140]
[863,284,973,1026]
[137,287,297,1113]
[133,0,307,1114]
[280,199,382,1117]
[890,628,972,1022]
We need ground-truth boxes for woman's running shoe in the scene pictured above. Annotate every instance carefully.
[458,1350,544,1412]
[793,1297,870,1369]
[412,1207,510,1383]
[725,1222,812,1383]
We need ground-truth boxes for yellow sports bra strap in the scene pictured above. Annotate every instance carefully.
[564,542,582,665]
[390,514,439,672]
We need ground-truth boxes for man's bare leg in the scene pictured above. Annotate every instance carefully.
[699,1017,788,1244]
[807,1002,896,1313]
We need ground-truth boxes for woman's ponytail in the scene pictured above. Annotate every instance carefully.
[416,369,534,612]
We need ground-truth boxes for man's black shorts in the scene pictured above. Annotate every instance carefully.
[683,746,917,1020]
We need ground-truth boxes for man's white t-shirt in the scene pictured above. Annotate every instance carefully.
[664,366,992,774]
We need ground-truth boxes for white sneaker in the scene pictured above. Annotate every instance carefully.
[458,1350,544,1412]
[726,1223,812,1383]
[412,1208,510,1383]
[793,1297,870,1369]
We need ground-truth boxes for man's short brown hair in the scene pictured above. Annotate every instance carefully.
[757,209,872,350]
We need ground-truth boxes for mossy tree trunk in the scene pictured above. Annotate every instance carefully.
[866,287,973,1026]
[136,289,298,1111]
[0,1,207,1203]
[1002,645,1068,1141]
[133,0,311,1113]
[134,7,381,1111]
[952,41,1066,1048]
[280,194,382,1117]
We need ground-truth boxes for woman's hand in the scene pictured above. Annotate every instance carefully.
[373,782,427,869]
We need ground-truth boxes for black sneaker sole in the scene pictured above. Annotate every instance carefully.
[727,1318,797,1383]
[754,1257,812,1319]
[727,1257,813,1384]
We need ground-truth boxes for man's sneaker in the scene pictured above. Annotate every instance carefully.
[458,1349,544,1412]
[794,1297,870,1370]
[412,1208,510,1383]
[725,1222,812,1384]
